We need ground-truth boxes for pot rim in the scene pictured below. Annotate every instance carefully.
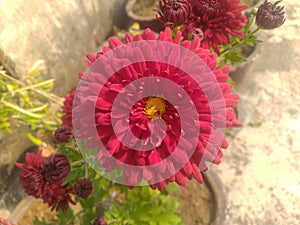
[203,169,227,225]
[126,0,157,21]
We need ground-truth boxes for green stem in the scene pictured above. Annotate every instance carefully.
[220,27,260,56]
[13,79,54,94]
[0,70,23,85]
[0,70,63,104]
[84,161,88,178]
[71,160,85,167]
[1,101,44,119]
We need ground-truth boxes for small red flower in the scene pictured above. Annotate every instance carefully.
[16,151,45,198]
[42,182,75,212]
[184,0,248,54]
[73,178,93,199]
[42,154,71,183]
[92,217,108,225]
[0,217,15,225]
[62,89,75,129]
[17,151,75,212]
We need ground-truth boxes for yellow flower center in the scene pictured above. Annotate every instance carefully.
[144,97,166,120]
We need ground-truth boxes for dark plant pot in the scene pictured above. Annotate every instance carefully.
[175,169,227,225]
[203,170,227,225]
[125,0,164,32]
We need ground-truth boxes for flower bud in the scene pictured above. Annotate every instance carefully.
[157,0,191,27]
[256,0,285,30]
[54,126,72,143]
[73,178,93,199]
[189,27,204,41]
[42,154,71,183]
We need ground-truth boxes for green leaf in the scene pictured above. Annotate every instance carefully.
[25,133,43,146]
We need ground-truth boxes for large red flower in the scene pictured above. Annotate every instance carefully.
[74,28,241,191]
[184,0,248,54]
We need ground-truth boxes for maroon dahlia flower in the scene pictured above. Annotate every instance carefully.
[73,178,93,199]
[42,182,75,212]
[17,151,75,212]
[256,0,285,30]
[16,151,45,198]
[185,0,248,54]
[156,0,191,27]
[62,89,75,129]
[54,126,72,143]
[92,217,108,225]
[42,154,71,183]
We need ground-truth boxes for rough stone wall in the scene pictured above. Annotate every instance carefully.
[0,0,128,215]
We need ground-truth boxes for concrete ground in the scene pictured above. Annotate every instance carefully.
[212,0,300,224]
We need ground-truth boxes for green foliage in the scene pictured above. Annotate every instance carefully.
[218,12,262,67]
[105,185,183,225]
[0,61,63,144]
[50,144,184,225]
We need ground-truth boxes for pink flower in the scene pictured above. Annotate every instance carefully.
[0,217,14,225]
[184,0,248,54]
[74,28,241,191]
[92,217,107,225]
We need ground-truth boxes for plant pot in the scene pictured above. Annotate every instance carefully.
[175,169,227,225]
[126,0,164,32]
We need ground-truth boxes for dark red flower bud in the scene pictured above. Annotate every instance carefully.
[256,0,286,30]
[92,217,107,225]
[73,178,93,199]
[156,0,191,27]
[54,126,72,143]
[42,154,71,183]
[189,27,204,41]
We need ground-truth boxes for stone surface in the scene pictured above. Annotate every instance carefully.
[0,0,128,96]
[0,0,129,217]
[212,1,300,224]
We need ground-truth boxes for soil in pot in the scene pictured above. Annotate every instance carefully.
[175,178,214,225]
[132,0,159,17]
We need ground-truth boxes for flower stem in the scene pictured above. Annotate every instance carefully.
[84,161,88,178]
[71,160,84,167]
[0,71,63,105]
[219,27,260,56]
